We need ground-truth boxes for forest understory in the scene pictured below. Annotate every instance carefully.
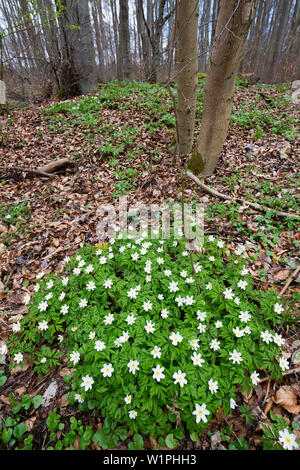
[0,79,299,451]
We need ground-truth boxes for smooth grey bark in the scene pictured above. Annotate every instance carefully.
[119,0,131,80]
[189,0,257,176]
[175,0,199,155]
[92,0,105,81]
[58,0,97,96]
[136,0,151,78]
[268,0,291,82]
[139,0,175,82]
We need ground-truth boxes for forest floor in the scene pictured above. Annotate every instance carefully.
[0,79,299,451]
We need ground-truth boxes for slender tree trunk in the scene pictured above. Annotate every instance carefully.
[111,0,121,79]
[268,0,291,82]
[137,0,151,78]
[92,1,105,81]
[175,0,199,155]
[211,0,219,40]
[58,0,97,97]
[188,0,256,176]
[119,0,131,80]
[140,0,174,83]
[198,0,206,72]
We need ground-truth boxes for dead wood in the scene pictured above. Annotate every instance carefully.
[0,165,54,177]
[0,158,72,178]
[186,171,300,219]
[38,158,71,173]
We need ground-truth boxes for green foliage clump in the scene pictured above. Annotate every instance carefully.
[0,202,31,246]
[3,233,290,439]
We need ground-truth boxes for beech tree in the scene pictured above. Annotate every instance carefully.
[58,0,97,97]
[0,0,298,100]
[188,0,257,176]
[139,0,175,82]
[119,0,131,80]
[175,0,199,156]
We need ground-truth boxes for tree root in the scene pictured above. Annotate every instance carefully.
[186,170,299,219]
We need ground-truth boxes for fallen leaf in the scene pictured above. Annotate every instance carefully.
[241,388,253,401]
[274,270,289,281]
[264,398,274,415]
[291,349,300,366]
[59,368,76,378]
[7,306,28,317]
[58,394,69,407]
[0,395,11,405]
[24,416,36,431]
[275,386,300,414]
[15,386,26,397]
[73,436,80,450]
[9,314,24,324]
[11,363,29,375]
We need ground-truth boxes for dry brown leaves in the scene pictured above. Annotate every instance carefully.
[0,86,299,450]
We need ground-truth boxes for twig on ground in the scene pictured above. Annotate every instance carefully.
[0,158,72,178]
[259,367,300,384]
[0,165,53,178]
[186,170,300,219]
[279,266,300,296]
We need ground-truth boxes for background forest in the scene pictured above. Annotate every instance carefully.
[0,0,299,101]
[0,0,299,454]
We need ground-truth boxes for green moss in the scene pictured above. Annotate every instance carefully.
[168,134,177,154]
[56,88,66,99]
[187,147,205,175]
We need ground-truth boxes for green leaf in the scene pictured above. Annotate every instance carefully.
[21,394,31,410]
[165,433,178,449]
[93,430,108,448]
[292,421,299,431]
[23,434,33,450]
[2,427,13,444]
[63,374,72,384]
[46,409,61,433]
[12,403,22,414]
[13,422,27,439]
[0,375,7,387]
[190,431,199,442]
[55,440,63,450]
[115,426,128,441]
[173,427,185,440]
[87,400,96,410]
[5,416,16,427]
[63,430,77,446]
[132,433,144,450]
[32,395,43,409]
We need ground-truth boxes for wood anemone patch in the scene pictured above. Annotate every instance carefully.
[3,236,290,438]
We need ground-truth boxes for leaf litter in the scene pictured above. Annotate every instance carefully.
[0,81,299,450]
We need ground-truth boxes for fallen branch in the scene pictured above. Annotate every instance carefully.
[186,171,299,219]
[259,367,300,384]
[0,165,53,178]
[279,265,300,296]
[38,158,71,173]
[0,158,72,178]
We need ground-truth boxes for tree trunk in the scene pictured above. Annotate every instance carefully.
[268,0,292,83]
[119,0,131,80]
[137,0,151,78]
[188,0,256,176]
[92,1,105,81]
[110,0,121,80]
[58,0,97,97]
[175,0,199,155]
